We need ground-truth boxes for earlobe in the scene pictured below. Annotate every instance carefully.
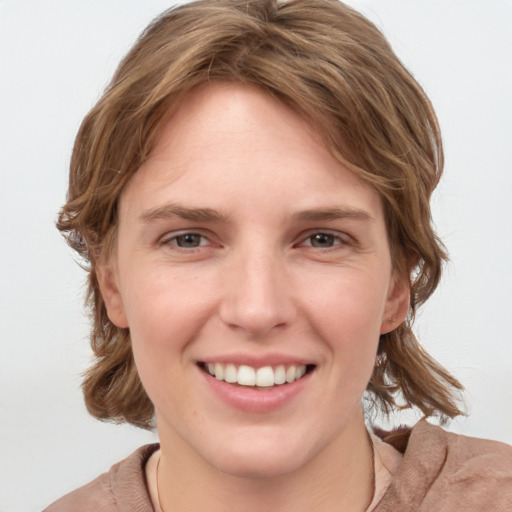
[96,264,129,328]
[380,276,410,334]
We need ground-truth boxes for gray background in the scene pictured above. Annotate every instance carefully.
[1,1,511,510]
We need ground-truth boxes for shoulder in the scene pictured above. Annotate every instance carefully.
[405,419,512,482]
[375,419,512,511]
[44,444,159,512]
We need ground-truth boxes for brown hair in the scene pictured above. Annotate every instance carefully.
[58,0,463,429]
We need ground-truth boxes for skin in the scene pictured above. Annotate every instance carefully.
[98,83,409,511]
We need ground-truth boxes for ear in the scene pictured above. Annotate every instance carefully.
[96,263,129,328]
[380,274,410,334]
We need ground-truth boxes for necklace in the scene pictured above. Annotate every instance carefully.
[364,428,377,512]
[155,453,163,512]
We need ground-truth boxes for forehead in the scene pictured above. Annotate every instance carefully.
[145,82,325,171]
[120,82,384,224]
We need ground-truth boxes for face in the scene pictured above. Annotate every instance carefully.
[99,83,408,478]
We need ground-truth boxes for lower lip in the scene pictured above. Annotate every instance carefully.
[200,368,312,413]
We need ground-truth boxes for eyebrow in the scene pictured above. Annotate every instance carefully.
[140,203,228,223]
[293,207,373,222]
[140,203,373,224]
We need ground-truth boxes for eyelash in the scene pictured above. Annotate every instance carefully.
[297,231,351,249]
[159,230,352,251]
[160,231,210,250]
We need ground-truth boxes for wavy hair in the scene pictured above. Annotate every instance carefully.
[57,0,463,429]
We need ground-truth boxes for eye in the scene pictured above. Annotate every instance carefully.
[307,233,337,248]
[301,232,345,249]
[167,232,208,249]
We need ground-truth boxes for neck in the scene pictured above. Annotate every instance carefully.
[156,411,375,512]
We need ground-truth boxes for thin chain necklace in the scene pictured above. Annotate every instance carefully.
[365,427,377,512]
[154,453,163,512]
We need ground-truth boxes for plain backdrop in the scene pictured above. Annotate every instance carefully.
[1,1,511,510]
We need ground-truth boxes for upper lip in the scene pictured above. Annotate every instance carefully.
[197,353,315,367]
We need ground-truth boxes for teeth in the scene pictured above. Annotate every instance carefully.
[238,365,256,386]
[224,363,237,383]
[285,366,296,383]
[256,366,274,387]
[214,363,224,380]
[204,363,308,387]
[274,365,286,385]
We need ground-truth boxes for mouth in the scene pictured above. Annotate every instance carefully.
[198,362,316,390]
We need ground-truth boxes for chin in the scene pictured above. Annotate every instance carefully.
[214,451,308,480]
[202,429,318,479]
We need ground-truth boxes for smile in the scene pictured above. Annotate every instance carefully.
[200,362,314,388]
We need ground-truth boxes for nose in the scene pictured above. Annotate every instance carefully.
[219,247,295,338]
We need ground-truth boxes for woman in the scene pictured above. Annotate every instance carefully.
[45,0,512,510]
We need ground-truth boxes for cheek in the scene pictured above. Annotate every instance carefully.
[120,261,214,332]
[118,264,219,378]
[300,269,388,366]
[305,268,388,332]
[123,280,207,414]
